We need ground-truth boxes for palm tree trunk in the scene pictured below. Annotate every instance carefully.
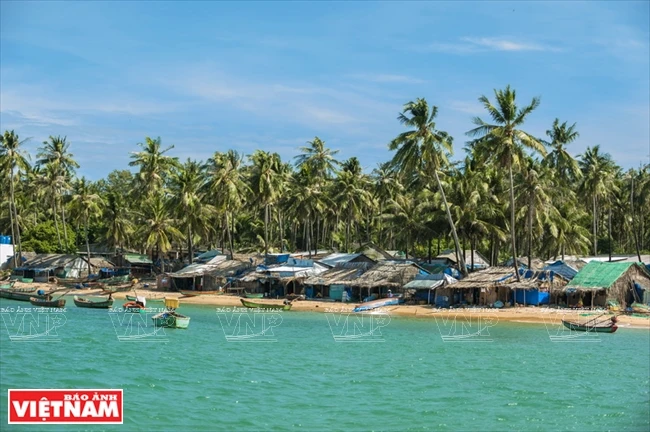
[592,195,598,256]
[378,202,383,248]
[507,160,520,281]
[428,237,432,263]
[433,169,467,276]
[84,213,92,275]
[307,216,312,258]
[227,210,235,258]
[8,177,16,263]
[279,210,284,253]
[345,210,351,253]
[187,224,194,264]
[527,197,533,269]
[52,197,62,251]
[608,206,612,262]
[10,166,22,262]
[471,235,475,271]
[61,190,69,252]
[264,204,269,260]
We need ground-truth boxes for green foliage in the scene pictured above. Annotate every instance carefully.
[21,220,76,253]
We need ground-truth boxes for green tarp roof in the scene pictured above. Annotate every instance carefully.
[566,261,636,289]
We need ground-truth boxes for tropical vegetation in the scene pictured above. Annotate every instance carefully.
[1,86,648,271]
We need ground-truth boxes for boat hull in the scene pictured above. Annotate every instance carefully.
[240,299,292,310]
[353,297,401,312]
[152,312,190,329]
[73,296,114,309]
[243,292,264,299]
[562,320,618,333]
[29,298,65,308]
[0,289,49,302]
[180,290,221,297]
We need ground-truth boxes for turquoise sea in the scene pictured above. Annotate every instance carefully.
[1,297,649,431]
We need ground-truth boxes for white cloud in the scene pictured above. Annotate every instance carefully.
[448,100,484,115]
[424,37,562,54]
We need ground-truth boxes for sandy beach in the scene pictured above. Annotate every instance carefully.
[15,280,650,330]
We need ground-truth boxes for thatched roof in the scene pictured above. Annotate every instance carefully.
[453,267,569,290]
[19,254,80,270]
[452,267,514,289]
[303,262,372,286]
[345,262,423,289]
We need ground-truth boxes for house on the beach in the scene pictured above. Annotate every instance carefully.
[561,261,650,308]
[11,254,108,282]
[113,253,154,277]
[165,255,253,292]
[238,257,329,297]
[443,266,569,307]
[303,261,375,300]
[403,273,458,305]
[436,249,491,271]
[345,261,428,301]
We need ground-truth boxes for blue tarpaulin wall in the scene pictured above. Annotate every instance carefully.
[514,289,549,305]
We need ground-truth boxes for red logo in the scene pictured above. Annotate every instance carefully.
[8,389,123,424]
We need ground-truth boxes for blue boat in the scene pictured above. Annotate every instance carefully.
[353,296,402,312]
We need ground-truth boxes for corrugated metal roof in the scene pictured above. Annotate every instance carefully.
[318,253,362,267]
[543,261,578,281]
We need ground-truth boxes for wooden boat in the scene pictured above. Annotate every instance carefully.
[180,290,221,297]
[101,283,134,294]
[0,288,50,302]
[123,301,146,313]
[29,297,66,308]
[0,281,16,290]
[126,295,137,301]
[353,296,402,312]
[631,303,650,314]
[243,291,264,299]
[73,295,114,309]
[240,299,292,311]
[151,311,190,329]
[561,316,618,333]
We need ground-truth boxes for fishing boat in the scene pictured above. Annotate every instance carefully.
[0,288,50,302]
[0,281,16,290]
[353,296,402,312]
[240,298,292,311]
[126,295,137,301]
[151,298,190,329]
[123,296,146,313]
[73,295,114,309]
[29,297,66,308]
[631,303,650,314]
[561,316,618,333]
[179,290,221,297]
[101,274,131,285]
[243,291,264,299]
[101,283,134,294]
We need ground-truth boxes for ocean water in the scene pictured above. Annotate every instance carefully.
[1,297,649,431]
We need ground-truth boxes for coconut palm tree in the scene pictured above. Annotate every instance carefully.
[0,130,30,263]
[543,119,581,181]
[372,163,404,249]
[294,137,339,180]
[334,157,372,252]
[169,159,212,263]
[129,137,179,197]
[389,99,468,276]
[206,150,250,258]
[515,158,560,268]
[37,136,79,251]
[69,177,103,274]
[140,196,183,273]
[578,145,620,255]
[104,192,135,253]
[249,151,283,259]
[467,86,546,279]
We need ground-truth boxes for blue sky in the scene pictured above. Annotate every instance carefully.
[1,1,648,179]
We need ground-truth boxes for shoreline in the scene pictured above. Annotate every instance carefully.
[10,281,649,329]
